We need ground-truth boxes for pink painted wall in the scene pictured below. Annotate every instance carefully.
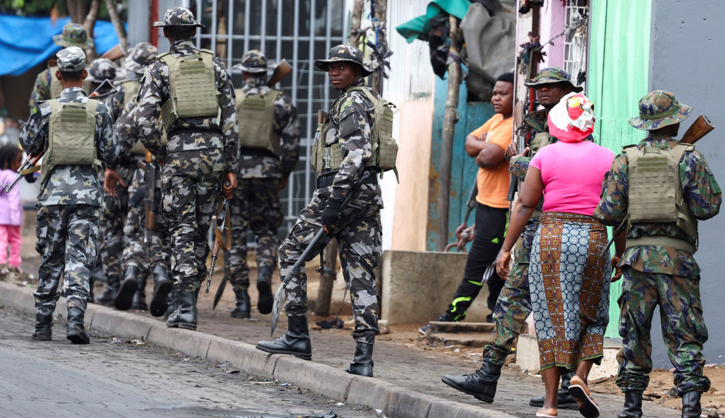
[539,1,567,68]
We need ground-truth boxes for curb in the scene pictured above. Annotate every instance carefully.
[0,281,516,418]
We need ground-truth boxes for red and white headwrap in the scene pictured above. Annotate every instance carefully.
[547,92,596,143]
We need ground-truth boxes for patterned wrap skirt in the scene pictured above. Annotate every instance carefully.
[529,212,611,371]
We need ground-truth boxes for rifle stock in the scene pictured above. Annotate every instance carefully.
[267,59,292,87]
[680,114,714,145]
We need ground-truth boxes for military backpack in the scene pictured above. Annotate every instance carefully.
[235,89,282,157]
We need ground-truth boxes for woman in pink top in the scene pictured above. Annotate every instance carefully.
[0,145,24,273]
[495,94,615,418]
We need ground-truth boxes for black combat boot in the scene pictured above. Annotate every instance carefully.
[131,272,148,310]
[256,316,312,360]
[530,370,579,410]
[164,288,178,320]
[681,391,702,418]
[617,390,643,418]
[231,287,251,319]
[256,266,274,314]
[442,360,501,403]
[150,265,172,317]
[32,304,54,341]
[114,266,139,310]
[346,342,375,377]
[66,306,89,344]
[166,290,197,331]
[96,277,120,305]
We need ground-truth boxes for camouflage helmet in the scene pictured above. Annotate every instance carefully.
[524,67,583,93]
[629,90,693,131]
[86,58,118,83]
[125,42,158,75]
[53,23,94,49]
[315,44,373,76]
[154,7,205,28]
[232,50,268,74]
[56,47,86,72]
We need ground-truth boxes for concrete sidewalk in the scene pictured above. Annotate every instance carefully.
[0,280,681,418]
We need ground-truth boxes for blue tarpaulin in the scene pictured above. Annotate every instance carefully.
[0,15,121,76]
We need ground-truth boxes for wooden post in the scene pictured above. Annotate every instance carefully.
[349,0,365,45]
[436,15,462,252]
[369,0,387,94]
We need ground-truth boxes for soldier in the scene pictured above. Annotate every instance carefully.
[135,7,238,331]
[106,43,173,315]
[442,68,582,409]
[256,45,391,378]
[225,50,300,318]
[28,23,93,111]
[20,46,118,343]
[594,91,721,418]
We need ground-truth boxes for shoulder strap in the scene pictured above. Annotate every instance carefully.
[235,89,246,101]
[671,143,695,163]
[157,52,175,66]
[85,98,98,115]
[624,146,639,163]
[47,99,61,113]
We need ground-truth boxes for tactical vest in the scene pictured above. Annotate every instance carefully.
[49,66,93,99]
[158,49,220,133]
[41,99,101,184]
[311,86,398,179]
[625,143,698,253]
[235,89,282,157]
[119,79,139,108]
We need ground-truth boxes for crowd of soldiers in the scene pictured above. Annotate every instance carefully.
[16,6,720,418]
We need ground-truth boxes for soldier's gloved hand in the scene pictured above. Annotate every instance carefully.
[320,198,343,233]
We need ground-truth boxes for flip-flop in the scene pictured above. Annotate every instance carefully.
[568,376,600,418]
[536,409,557,418]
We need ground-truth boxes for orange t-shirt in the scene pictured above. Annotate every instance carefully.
[470,114,514,209]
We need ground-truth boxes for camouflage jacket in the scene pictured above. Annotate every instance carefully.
[104,85,126,123]
[20,87,119,207]
[236,76,300,179]
[28,68,53,112]
[325,79,382,205]
[111,97,145,174]
[509,109,551,181]
[594,134,722,277]
[135,39,239,173]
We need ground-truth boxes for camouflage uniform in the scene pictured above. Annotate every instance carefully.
[227,50,300,314]
[594,92,721,397]
[136,8,239,301]
[28,24,94,111]
[20,47,119,341]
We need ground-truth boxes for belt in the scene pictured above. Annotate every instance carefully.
[167,127,223,137]
[626,236,695,254]
[239,148,277,158]
[317,172,378,189]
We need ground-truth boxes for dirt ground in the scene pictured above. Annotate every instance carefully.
[9,211,720,417]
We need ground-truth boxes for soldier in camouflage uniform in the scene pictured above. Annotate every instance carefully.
[21,47,119,344]
[135,7,238,331]
[594,91,721,418]
[257,45,383,378]
[28,24,93,111]
[225,50,300,318]
[442,68,581,409]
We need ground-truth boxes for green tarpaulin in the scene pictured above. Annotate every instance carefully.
[395,0,472,43]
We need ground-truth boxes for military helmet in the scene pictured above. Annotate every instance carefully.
[629,90,693,131]
[56,47,86,72]
[86,58,118,83]
[125,42,159,75]
[315,44,373,76]
[154,7,205,28]
[525,67,583,93]
[232,50,268,74]
[53,23,94,49]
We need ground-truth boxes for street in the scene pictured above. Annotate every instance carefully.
[0,306,377,418]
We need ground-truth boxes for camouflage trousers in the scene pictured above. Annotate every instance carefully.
[161,149,223,292]
[101,169,130,285]
[227,178,284,291]
[616,268,710,394]
[122,165,171,275]
[482,221,536,366]
[280,186,382,344]
[34,204,100,317]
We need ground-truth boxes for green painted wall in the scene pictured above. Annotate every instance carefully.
[588,0,652,338]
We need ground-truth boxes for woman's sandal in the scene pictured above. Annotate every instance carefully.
[568,375,600,418]
[535,408,558,418]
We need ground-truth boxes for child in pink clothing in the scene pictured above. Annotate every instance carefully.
[0,145,24,269]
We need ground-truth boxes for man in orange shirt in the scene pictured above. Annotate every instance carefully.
[420,72,514,334]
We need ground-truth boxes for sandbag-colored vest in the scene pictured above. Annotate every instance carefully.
[41,99,101,184]
[235,89,281,157]
[158,50,220,133]
[311,86,397,179]
[49,66,93,99]
[625,143,698,252]
[119,79,139,108]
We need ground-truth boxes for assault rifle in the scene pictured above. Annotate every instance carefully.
[143,150,158,255]
[267,59,292,88]
[681,114,714,144]
[507,125,528,202]
[1,151,42,193]
[206,182,231,296]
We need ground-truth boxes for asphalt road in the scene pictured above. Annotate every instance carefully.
[0,306,378,418]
